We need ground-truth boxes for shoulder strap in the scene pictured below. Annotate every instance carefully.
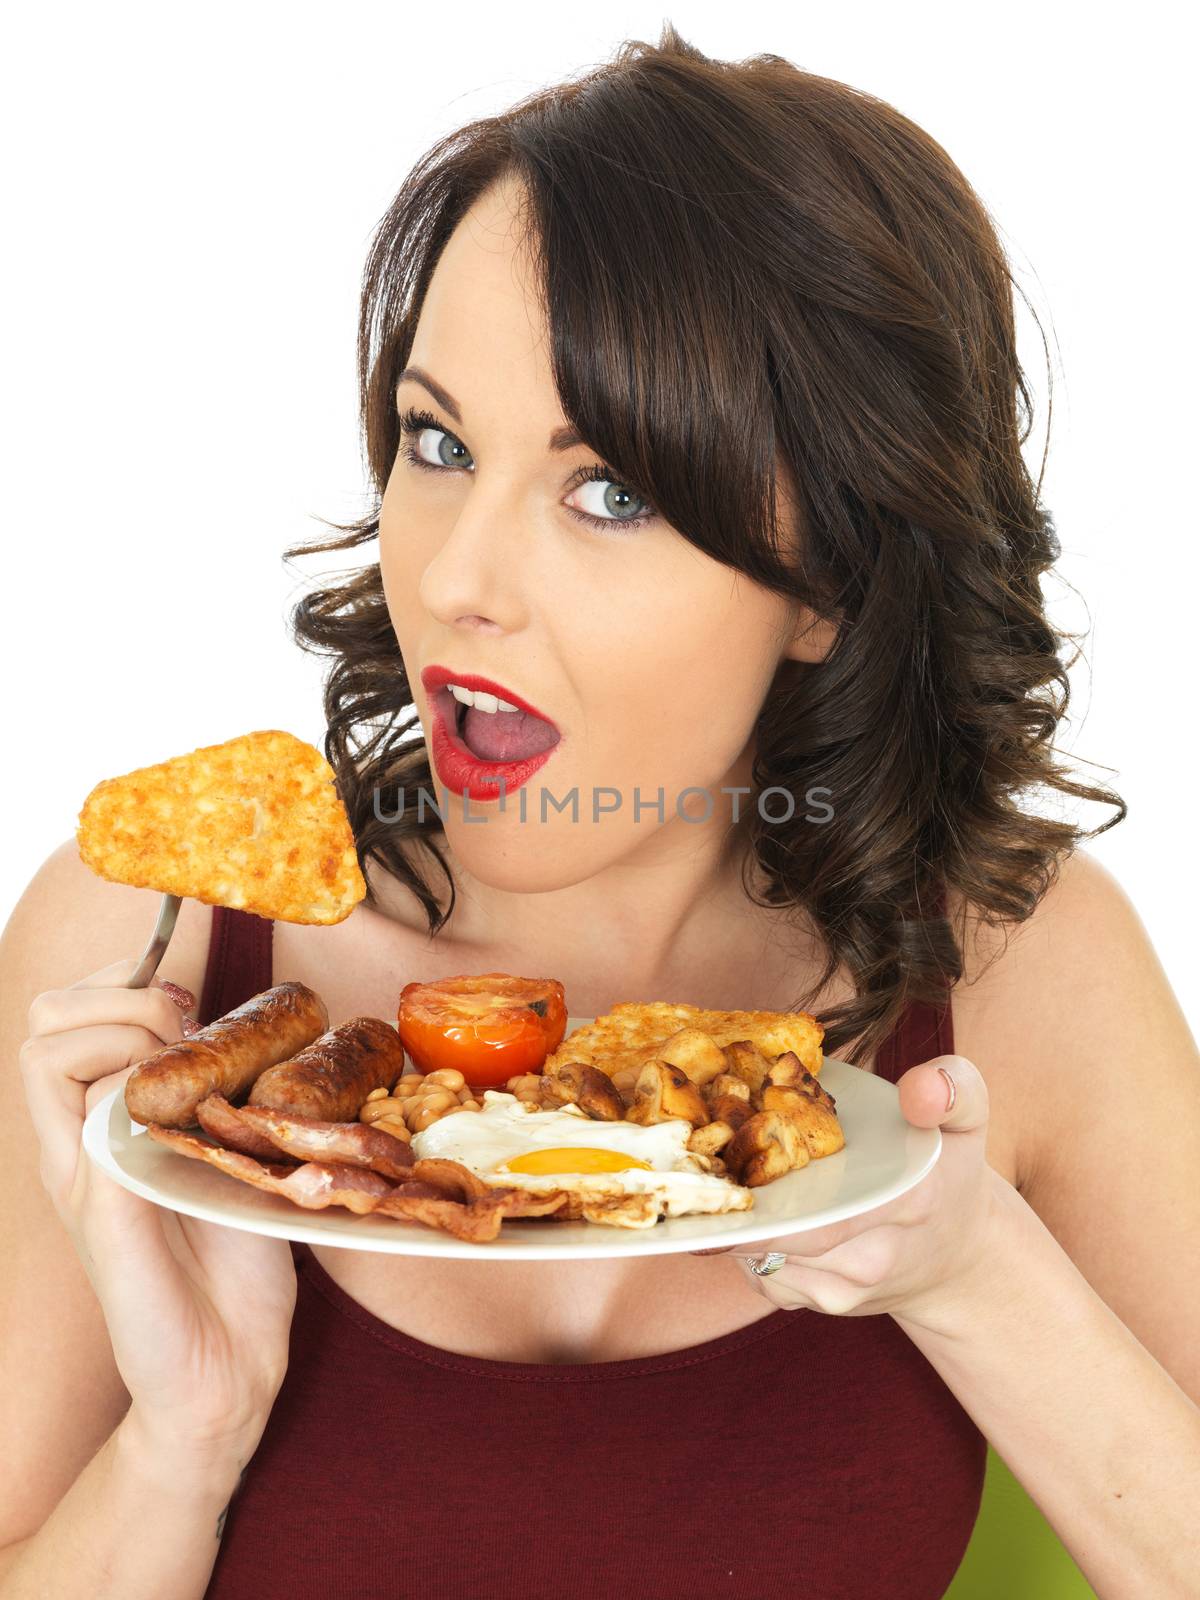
[872,881,955,1082]
[874,990,955,1082]
[196,906,275,1026]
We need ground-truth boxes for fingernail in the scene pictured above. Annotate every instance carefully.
[937,1064,957,1114]
[181,1017,202,1037]
[155,979,197,1012]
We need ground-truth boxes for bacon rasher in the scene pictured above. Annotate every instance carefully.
[194,1094,415,1179]
[146,1123,571,1238]
[145,1126,396,1213]
[195,1094,290,1161]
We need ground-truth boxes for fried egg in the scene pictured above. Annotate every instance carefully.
[409,1092,753,1227]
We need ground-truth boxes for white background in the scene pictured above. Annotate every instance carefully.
[3,2,1195,1026]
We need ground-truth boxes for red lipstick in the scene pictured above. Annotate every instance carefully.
[419,664,562,802]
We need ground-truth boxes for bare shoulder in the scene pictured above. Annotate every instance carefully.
[952,842,1171,992]
[946,847,1200,1396]
[949,846,1195,1180]
[948,842,1196,1117]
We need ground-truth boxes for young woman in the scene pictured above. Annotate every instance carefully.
[2,27,1197,1600]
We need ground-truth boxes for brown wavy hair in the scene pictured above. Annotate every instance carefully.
[284,24,1125,1062]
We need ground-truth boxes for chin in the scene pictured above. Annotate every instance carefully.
[443,820,624,895]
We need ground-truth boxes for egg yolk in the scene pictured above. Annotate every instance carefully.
[499,1147,654,1175]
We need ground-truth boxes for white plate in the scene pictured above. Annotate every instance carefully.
[82,1016,941,1260]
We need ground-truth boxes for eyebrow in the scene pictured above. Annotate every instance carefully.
[396,366,584,453]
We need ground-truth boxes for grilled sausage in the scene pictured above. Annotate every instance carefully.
[248,1016,405,1121]
[124,982,328,1128]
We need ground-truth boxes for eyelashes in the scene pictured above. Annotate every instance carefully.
[398,406,471,473]
[395,404,658,534]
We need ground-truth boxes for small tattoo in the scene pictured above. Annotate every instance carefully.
[215,1463,247,1541]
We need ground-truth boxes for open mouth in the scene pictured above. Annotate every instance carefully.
[437,688,561,765]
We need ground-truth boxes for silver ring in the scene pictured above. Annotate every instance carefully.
[746,1251,788,1277]
[937,1064,957,1114]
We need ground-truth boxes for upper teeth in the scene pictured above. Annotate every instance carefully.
[448,684,520,715]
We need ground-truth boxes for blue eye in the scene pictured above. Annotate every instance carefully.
[398,406,474,471]
[563,466,657,532]
[396,405,657,535]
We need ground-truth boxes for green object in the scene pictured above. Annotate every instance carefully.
[943,1446,1097,1598]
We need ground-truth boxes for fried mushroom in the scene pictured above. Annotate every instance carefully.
[720,1039,771,1098]
[761,1081,845,1159]
[687,1120,735,1157]
[650,1027,729,1088]
[625,1061,709,1127]
[724,1108,812,1187]
[765,1049,806,1088]
[536,1061,627,1121]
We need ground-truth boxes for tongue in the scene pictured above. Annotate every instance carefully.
[461,706,559,763]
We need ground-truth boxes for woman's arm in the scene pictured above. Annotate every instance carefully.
[0,844,235,1597]
[0,843,214,1547]
[894,1170,1200,1598]
[0,1413,243,1599]
[903,847,1200,1597]
[0,842,274,1596]
[719,848,1199,1597]
[953,847,1200,1401]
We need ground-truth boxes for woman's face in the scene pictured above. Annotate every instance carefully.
[379,174,828,896]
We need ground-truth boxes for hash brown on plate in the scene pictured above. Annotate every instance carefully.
[544,1000,824,1080]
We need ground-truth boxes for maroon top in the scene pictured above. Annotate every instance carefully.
[198,905,981,1599]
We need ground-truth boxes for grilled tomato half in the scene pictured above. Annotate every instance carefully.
[396,974,567,1088]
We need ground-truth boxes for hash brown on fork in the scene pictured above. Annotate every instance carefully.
[77,729,366,924]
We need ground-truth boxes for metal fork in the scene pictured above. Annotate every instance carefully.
[124,892,183,989]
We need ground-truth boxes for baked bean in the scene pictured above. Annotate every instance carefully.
[365,1086,389,1102]
[409,1101,457,1134]
[360,1098,401,1125]
[424,1067,465,1092]
[402,1089,455,1129]
[416,1087,456,1112]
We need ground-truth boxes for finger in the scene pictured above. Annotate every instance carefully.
[28,985,186,1045]
[152,979,197,1014]
[21,1023,169,1088]
[726,1194,914,1262]
[69,957,148,989]
[152,979,201,1035]
[729,1234,842,1266]
[73,1150,172,1270]
[740,1225,904,1287]
[737,1256,865,1316]
[26,1057,142,1214]
[73,1164,205,1354]
[20,1028,161,1202]
[896,1054,989,1132]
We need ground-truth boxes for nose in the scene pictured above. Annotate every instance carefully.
[417,478,529,635]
